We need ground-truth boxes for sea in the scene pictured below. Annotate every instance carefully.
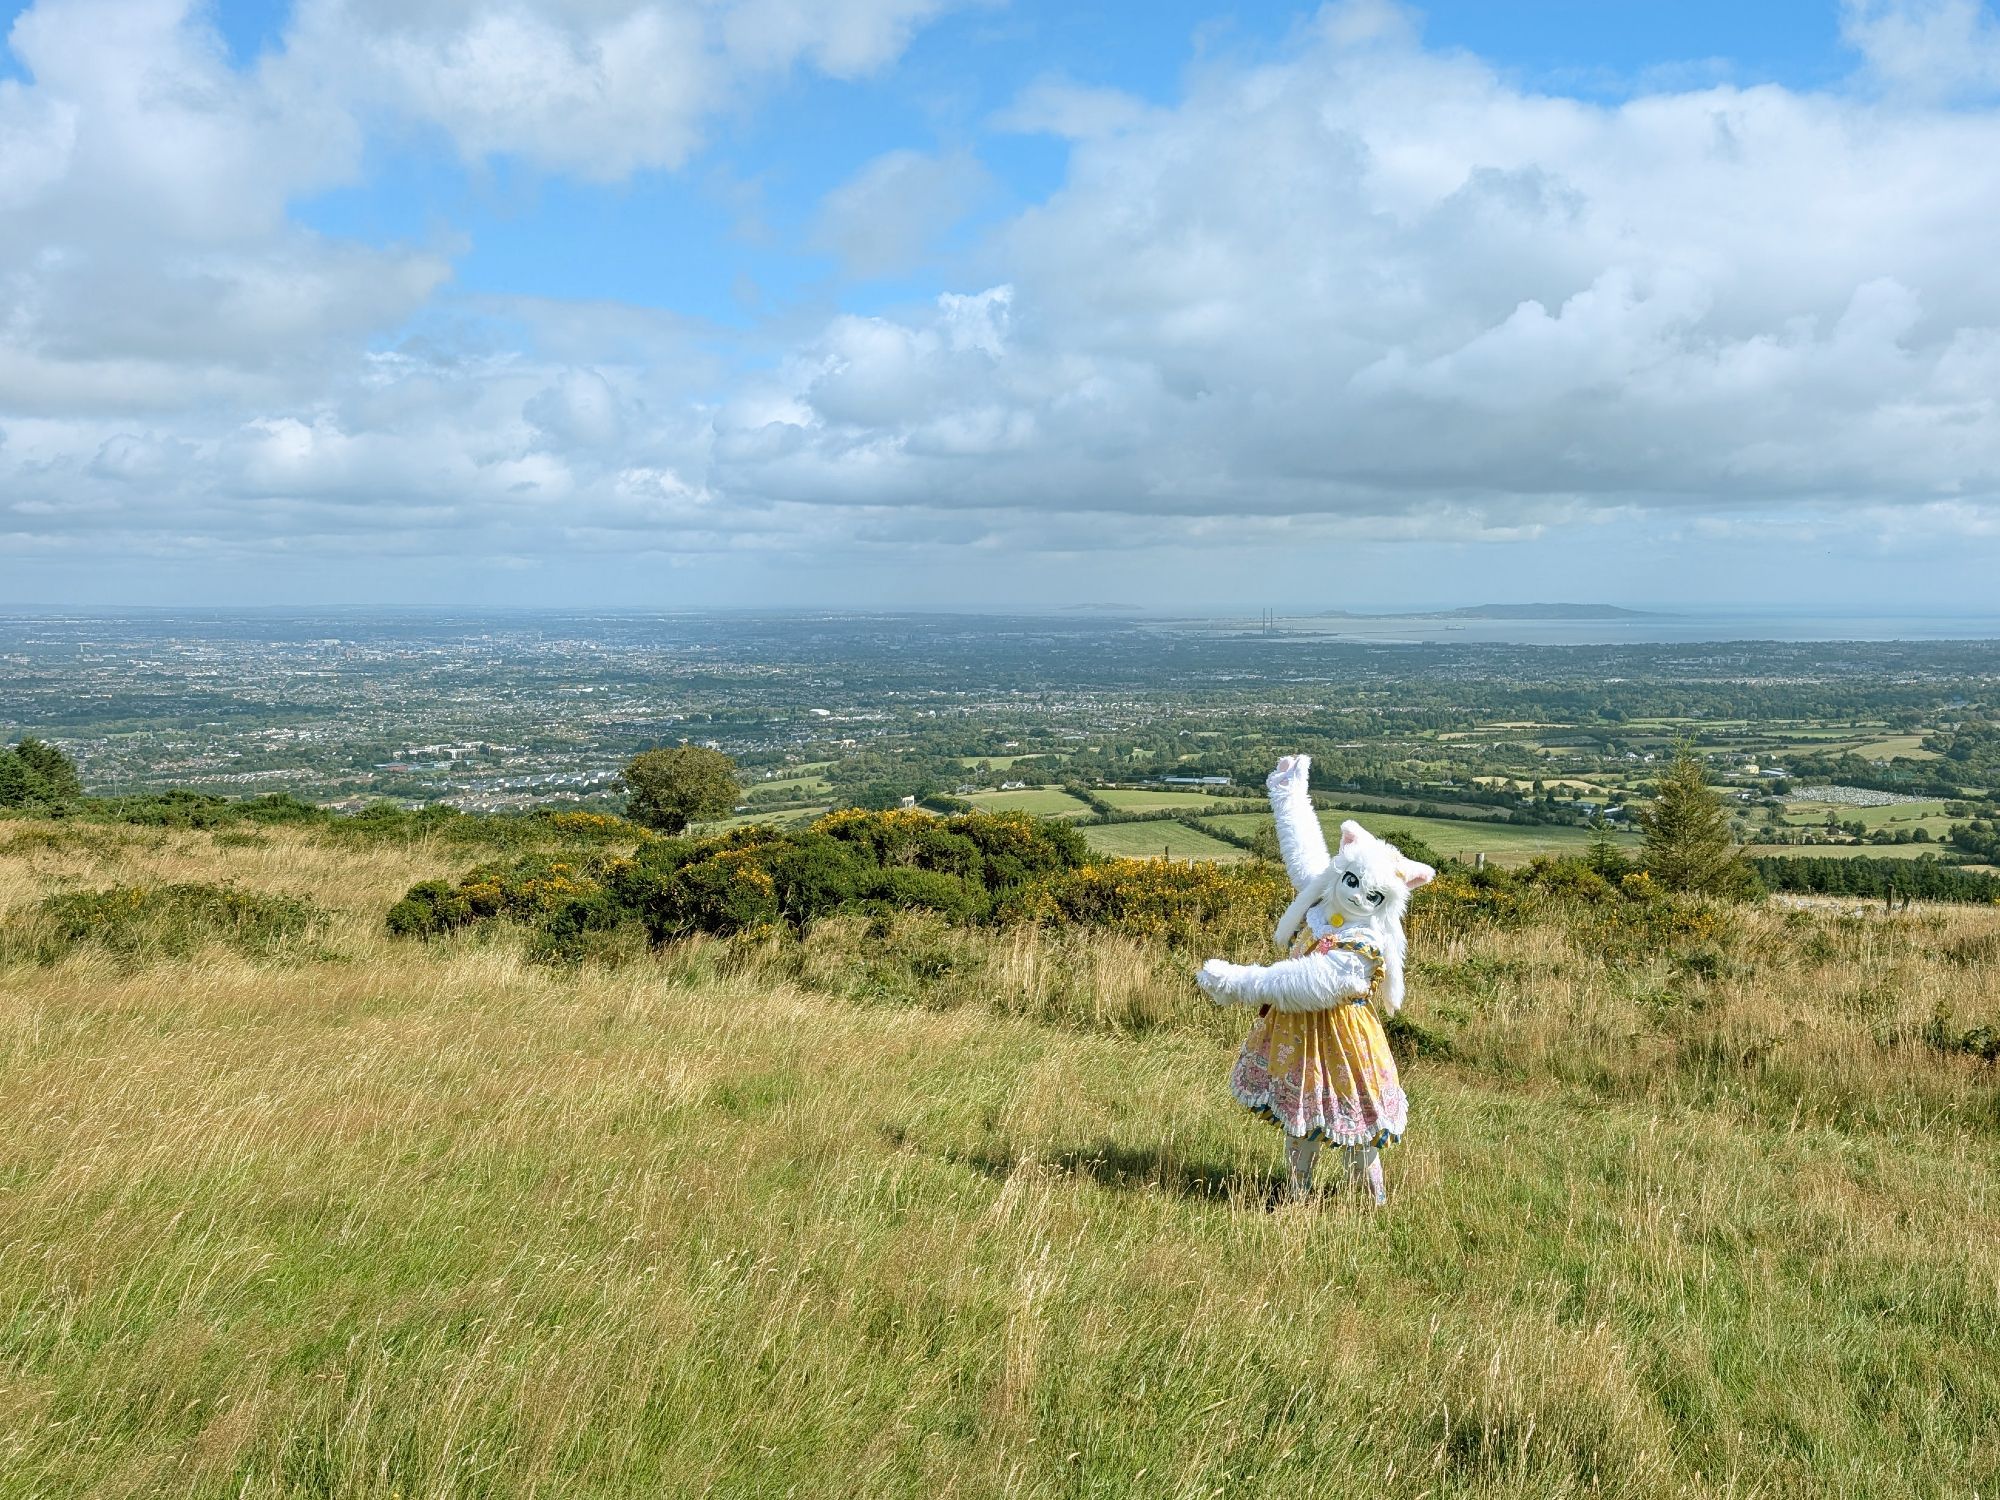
[1231,611,2000,647]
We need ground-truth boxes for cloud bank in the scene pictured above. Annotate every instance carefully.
[5,0,2000,602]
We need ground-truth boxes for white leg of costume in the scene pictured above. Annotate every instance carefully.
[1342,1144,1387,1205]
[1284,1133,1320,1197]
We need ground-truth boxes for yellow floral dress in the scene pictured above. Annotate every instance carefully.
[1228,928,1407,1146]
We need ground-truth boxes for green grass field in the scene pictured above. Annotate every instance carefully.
[3,821,1998,1495]
[744,774,833,800]
[1093,789,1263,814]
[1202,809,1631,867]
[1851,733,1940,759]
[702,804,831,833]
[1081,820,1247,862]
[963,787,1094,818]
[1472,775,1609,796]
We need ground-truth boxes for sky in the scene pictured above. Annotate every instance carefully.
[4,0,2000,613]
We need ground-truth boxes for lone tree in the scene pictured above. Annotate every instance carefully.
[1637,745,1751,896]
[620,746,740,835]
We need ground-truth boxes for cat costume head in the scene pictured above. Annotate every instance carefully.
[1274,820,1435,1014]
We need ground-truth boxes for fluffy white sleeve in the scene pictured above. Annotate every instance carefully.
[1195,950,1374,1012]
[1266,755,1330,893]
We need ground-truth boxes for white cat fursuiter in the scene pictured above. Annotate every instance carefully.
[1196,755,1434,1203]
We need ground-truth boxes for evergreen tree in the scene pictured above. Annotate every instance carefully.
[1637,745,1751,896]
[0,738,84,809]
[1585,816,1630,878]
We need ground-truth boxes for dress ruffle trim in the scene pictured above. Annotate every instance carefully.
[1229,1080,1404,1148]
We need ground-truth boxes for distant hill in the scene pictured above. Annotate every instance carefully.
[1319,603,1673,621]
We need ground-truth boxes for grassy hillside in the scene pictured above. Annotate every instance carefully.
[2,820,1998,1497]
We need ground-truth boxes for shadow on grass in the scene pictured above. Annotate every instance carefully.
[907,1127,1287,1206]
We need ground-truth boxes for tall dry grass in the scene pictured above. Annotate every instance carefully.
[1,819,1997,1497]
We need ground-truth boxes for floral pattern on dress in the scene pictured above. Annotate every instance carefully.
[1229,933,1407,1146]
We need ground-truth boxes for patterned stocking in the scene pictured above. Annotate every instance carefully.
[1342,1144,1387,1205]
[1283,1134,1320,1197]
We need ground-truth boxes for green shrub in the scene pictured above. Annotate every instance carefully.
[1922,1012,2000,1063]
[859,867,990,922]
[1406,869,1530,942]
[0,739,84,810]
[385,880,477,938]
[939,808,1090,890]
[656,849,782,937]
[1007,858,1291,950]
[814,807,982,880]
[18,882,326,963]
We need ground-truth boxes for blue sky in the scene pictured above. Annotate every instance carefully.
[4,0,2000,610]
[243,0,1867,326]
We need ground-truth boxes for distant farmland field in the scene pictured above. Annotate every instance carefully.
[1743,842,1946,860]
[1094,789,1263,815]
[1202,810,1629,866]
[1081,820,1247,862]
[1850,733,1939,759]
[964,787,1094,818]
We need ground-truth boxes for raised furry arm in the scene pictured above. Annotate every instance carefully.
[1196,949,1373,1012]
[1267,754,1330,893]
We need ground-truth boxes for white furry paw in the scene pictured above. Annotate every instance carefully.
[1196,958,1234,998]
[1266,753,1311,790]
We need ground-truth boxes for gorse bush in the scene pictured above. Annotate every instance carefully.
[388,808,1094,949]
[1004,858,1292,950]
[13,881,327,963]
[1410,858,1740,959]
[85,790,335,830]
[385,854,619,940]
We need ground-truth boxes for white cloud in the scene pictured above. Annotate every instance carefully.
[705,1,2000,536]
[1842,0,2000,100]
[991,77,1157,139]
[0,0,960,583]
[525,369,627,449]
[814,149,993,278]
[6,0,2000,604]
[283,0,963,179]
[0,0,444,418]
